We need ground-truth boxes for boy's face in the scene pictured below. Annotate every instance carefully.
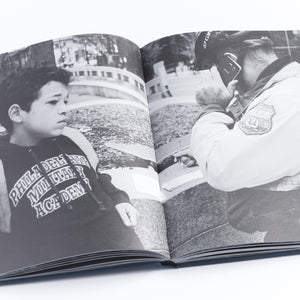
[21,81,69,142]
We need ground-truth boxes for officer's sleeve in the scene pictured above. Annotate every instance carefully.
[97,173,130,205]
[190,108,300,191]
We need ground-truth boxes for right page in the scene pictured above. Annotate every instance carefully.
[141,30,300,261]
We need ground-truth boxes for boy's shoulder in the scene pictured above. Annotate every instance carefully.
[62,127,98,170]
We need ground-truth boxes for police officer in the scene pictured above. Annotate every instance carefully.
[190,31,300,242]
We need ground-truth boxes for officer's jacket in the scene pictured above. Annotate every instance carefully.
[191,61,300,193]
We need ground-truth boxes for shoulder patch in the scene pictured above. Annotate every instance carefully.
[239,103,276,135]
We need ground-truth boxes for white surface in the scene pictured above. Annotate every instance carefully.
[1,0,300,298]
[104,167,162,201]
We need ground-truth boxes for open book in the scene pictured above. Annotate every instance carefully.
[1,30,300,281]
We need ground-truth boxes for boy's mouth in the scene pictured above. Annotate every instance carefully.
[57,118,68,127]
[58,117,68,124]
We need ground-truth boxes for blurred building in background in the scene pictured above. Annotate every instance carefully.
[53,34,143,79]
[0,40,56,82]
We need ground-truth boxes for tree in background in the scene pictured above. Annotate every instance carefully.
[141,33,197,82]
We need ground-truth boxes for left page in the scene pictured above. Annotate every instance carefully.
[0,34,169,279]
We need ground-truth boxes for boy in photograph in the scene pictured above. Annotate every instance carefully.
[0,66,143,271]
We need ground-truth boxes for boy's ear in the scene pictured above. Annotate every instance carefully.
[8,104,23,123]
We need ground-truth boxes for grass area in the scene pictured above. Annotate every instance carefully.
[67,104,155,169]
[67,105,167,254]
[164,183,264,258]
[132,199,169,256]
[150,103,200,149]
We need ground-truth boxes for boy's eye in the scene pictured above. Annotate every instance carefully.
[48,100,58,105]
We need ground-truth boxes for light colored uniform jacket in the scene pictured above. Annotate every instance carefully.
[191,62,300,192]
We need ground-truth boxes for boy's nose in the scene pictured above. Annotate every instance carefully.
[58,102,68,114]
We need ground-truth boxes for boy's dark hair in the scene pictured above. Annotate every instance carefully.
[0,66,71,133]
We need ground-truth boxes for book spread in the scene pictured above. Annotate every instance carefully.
[1,30,300,281]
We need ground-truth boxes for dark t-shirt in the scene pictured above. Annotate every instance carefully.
[2,136,103,235]
[0,135,141,272]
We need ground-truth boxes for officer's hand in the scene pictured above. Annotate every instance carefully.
[173,148,198,167]
[115,203,139,227]
[226,90,242,113]
[196,66,238,108]
[178,155,198,167]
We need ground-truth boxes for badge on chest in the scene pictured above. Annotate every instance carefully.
[239,103,276,135]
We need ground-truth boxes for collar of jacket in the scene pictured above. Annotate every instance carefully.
[228,56,295,120]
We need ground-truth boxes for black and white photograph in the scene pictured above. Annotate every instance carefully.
[2,21,300,289]
[0,34,168,276]
[3,0,300,299]
[141,31,300,258]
